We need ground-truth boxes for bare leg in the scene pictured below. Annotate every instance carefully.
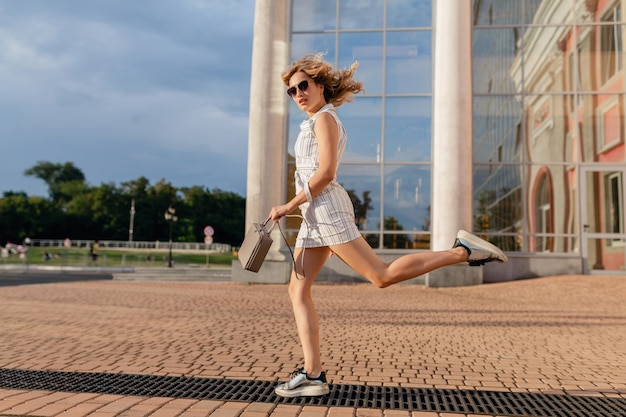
[331,237,468,288]
[287,246,330,377]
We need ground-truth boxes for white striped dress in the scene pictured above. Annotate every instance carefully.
[294,104,362,248]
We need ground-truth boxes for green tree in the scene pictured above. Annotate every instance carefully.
[383,216,409,249]
[0,193,58,243]
[180,186,245,245]
[24,161,86,204]
[3,163,246,246]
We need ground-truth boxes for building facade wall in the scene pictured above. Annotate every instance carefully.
[241,0,626,282]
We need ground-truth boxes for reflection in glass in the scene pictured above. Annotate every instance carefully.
[473,163,523,251]
[585,238,626,272]
[473,95,524,163]
[383,164,431,233]
[340,97,382,162]
[387,0,431,28]
[584,170,624,235]
[287,100,306,158]
[600,9,623,85]
[473,28,522,95]
[291,33,336,62]
[291,0,337,32]
[386,31,432,94]
[339,32,384,94]
[605,172,624,236]
[522,163,581,253]
[523,94,568,163]
[510,93,626,165]
[385,97,431,162]
[472,0,533,26]
[339,0,383,29]
[337,164,381,233]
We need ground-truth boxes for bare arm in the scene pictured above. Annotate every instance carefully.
[269,112,338,220]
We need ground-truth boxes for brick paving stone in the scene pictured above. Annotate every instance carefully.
[0,275,625,417]
[327,407,355,417]
[298,405,329,417]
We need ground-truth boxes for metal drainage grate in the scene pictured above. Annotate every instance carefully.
[1,368,624,417]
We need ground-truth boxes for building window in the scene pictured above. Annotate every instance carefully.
[289,0,433,249]
[600,4,623,84]
[605,171,624,246]
[568,46,582,110]
[536,174,552,252]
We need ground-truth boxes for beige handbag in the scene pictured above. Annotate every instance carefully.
[238,218,274,272]
[238,216,304,276]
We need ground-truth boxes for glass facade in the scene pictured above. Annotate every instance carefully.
[286,0,625,270]
[474,0,625,272]
[288,0,433,249]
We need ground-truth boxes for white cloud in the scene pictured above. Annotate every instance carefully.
[0,0,254,197]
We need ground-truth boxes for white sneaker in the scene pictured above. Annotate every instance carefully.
[274,368,329,398]
[453,230,508,266]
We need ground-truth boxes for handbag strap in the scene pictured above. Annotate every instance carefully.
[275,215,308,280]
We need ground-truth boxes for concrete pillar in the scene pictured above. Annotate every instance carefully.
[233,0,292,283]
[431,0,474,251]
[428,0,480,286]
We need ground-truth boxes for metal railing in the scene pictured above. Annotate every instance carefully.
[23,239,232,253]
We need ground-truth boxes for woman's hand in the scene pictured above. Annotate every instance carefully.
[269,204,292,221]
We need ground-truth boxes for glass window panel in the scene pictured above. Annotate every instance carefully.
[599,23,625,86]
[593,93,625,153]
[387,0,431,28]
[524,163,578,253]
[339,96,382,162]
[287,100,305,158]
[339,32,384,94]
[291,0,336,31]
[339,0,383,29]
[473,164,523,238]
[583,169,625,235]
[363,233,380,249]
[524,94,570,163]
[523,0,545,25]
[585,238,625,271]
[290,33,336,62]
[473,28,523,94]
[473,95,524,163]
[337,164,381,232]
[385,31,432,94]
[383,164,431,234]
[472,0,526,26]
[508,93,626,164]
[384,97,432,162]
[605,171,624,235]
[522,26,587,95]
[382,230,427,250]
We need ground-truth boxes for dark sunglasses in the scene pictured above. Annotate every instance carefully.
[287,80,309,97]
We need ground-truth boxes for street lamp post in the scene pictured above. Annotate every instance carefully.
[164,206,178,268]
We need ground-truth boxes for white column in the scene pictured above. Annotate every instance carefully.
[431,0,473,251]
[246,0,289,260]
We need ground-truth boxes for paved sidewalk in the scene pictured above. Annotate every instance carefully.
[0,275,625,416]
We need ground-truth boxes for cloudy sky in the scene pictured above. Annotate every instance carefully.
[0,0,255,198]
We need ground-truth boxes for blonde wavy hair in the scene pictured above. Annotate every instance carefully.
[281,53,364,107]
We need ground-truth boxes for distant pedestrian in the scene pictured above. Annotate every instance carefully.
[90,240,99,263]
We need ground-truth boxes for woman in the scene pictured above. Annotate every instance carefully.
[269,53,507,398]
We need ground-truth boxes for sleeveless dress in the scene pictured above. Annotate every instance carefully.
[294,104,362,248]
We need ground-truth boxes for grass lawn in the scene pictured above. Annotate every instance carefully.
[1,246,235,268]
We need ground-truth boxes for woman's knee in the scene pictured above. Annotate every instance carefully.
[365,268,392,289]
[369,277,392,289]
[288,277,311,302]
